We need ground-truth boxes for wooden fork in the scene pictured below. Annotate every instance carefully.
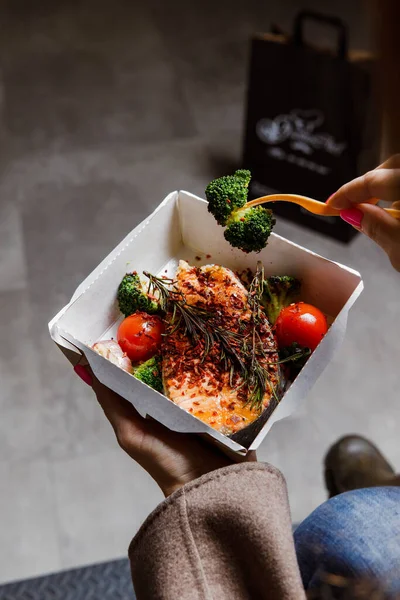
[247,194,400,220]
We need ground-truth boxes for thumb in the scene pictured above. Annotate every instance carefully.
[341,204,400,271]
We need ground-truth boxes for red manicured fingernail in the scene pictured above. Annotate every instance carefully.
[340,208,363,229]
[74,364,92,386]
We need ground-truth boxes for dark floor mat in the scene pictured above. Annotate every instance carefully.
[0,558,135,600]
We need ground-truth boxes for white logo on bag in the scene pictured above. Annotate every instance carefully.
[256,109,346,156]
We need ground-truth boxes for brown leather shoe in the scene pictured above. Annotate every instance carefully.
[324,435,400,498]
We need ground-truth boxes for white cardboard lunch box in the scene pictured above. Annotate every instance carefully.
[49,191,363,457]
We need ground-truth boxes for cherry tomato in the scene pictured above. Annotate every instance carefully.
[117,312,164,363]
[275,302,328,352]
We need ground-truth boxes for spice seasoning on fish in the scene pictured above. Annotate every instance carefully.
[145,261,280,435]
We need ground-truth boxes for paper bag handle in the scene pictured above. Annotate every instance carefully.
[293,10,348,60]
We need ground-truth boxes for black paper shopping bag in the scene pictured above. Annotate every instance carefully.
[242,11,379,242]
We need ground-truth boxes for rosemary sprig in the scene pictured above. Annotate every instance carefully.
[144,273,177,312]
[145,272,248,371]
[244,261,279,410]
[143,271,215,360]
[273,349,311,365]
[277,343,311,372]
[215,327,248,382]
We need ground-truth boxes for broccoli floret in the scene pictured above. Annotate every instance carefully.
[133,355,163,393]
[117,273,159,317]
[205,169,278,253]
[224,205,276,253]
[205,169,251,225]
[261,275,301,325]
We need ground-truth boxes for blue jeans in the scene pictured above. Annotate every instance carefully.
[294,487,400,598]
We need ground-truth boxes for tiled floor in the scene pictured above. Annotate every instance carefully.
[1,0,399,585]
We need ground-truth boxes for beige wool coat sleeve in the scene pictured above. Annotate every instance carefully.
[129,462,306,600]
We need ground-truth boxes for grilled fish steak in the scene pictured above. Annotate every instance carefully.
[162,261,280,435]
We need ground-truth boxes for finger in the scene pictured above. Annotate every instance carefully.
[74,363,146,448]
[341,203,400,270]
[87,369,149,446]
[327,154,400,208]
[92,376,137,427]
[73,362,141,428]
[359,204,400,271]
[89,370,192,458]
[327,168,400,209]
[377,154,400,169]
